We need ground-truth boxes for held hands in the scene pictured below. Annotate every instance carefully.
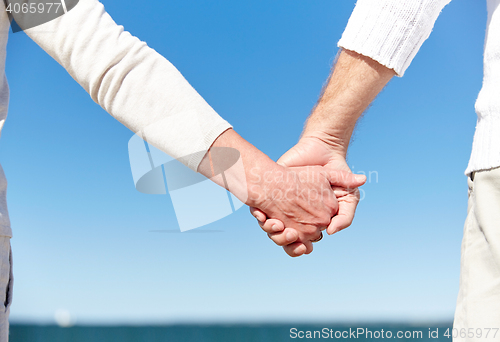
[247,163,364,256]
[197,129,364,258]
[250,136,365,257]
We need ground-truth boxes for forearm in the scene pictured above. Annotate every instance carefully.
[311,0,452,155]
[302,49,395,157]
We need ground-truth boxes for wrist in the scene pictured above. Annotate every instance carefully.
[198,128,281,208]
[301,105,357,158]
[299,132,349,159]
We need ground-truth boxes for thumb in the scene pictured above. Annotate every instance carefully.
[326,170,366,189]
[277,148,300,167]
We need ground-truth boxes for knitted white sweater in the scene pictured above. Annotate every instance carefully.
[0,0,232,237]
[338,0,500,176]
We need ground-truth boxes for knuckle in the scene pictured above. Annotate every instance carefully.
[316,215,331,228]
[302,225,318,236]
[284,247,297,257]
[269,235,285,246]
[261,224,272,233]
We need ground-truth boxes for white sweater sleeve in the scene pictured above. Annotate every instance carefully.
[338,0,452,76]
[22,0,231,171]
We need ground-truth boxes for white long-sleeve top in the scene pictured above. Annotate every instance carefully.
[0,0,232,237]
[338,0,500,176]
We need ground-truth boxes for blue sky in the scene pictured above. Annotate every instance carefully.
[0,0,486,324]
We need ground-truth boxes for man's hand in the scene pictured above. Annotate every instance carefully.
[250,136,365,257]
[279,136,363,235]
[197,128,363,257]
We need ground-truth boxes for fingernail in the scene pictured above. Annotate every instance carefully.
[272,224,281,232]
[286,232,295,242]
[355,174,366,182]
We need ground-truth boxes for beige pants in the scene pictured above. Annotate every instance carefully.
[454,167,500,341]
[0,237,12,342]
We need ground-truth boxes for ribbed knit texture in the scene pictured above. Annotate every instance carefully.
[339,0,500,175]
[465,0,500,175]
[0,0,233,237]
[338,0,452,76]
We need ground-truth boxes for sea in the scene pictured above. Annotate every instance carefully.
[10,323,455,341]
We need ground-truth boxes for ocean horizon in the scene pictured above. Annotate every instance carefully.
[10,322,455,341]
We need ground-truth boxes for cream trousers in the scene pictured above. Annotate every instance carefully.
[454,167,500,341]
